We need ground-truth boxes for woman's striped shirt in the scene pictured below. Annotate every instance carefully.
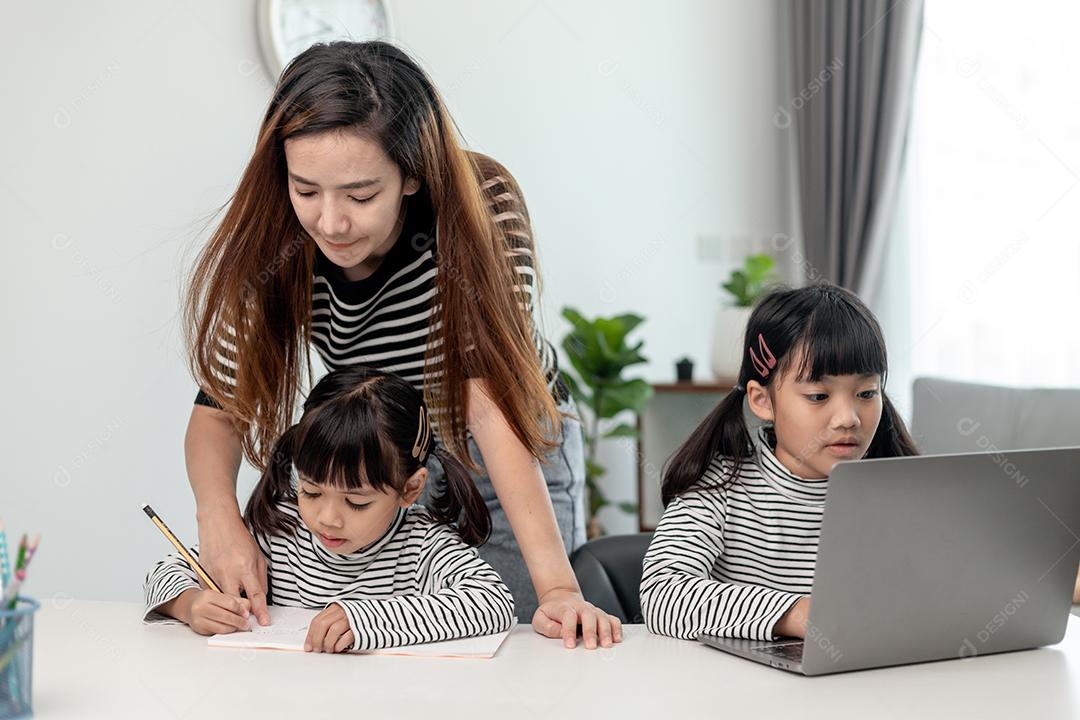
[195,156,565,414]
[640,428,827,641]
[143,504,516,650]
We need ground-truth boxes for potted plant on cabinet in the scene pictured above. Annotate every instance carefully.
[710,254,781,380]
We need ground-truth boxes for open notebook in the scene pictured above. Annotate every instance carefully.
[207,605,513,659]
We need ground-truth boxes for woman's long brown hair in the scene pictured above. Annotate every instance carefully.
[184,41,560,471]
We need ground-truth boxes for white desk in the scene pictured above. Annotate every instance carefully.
[26,600,1080,719]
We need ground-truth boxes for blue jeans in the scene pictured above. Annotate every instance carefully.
[420,397,587,621]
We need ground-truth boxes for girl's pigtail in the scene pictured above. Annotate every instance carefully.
[660,385,753,506]
[867,391,920,459]
[244,424,302,538]
[428,447,492,547]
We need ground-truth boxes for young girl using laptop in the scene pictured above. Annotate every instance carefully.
[640,283,918,641]
[143,366,515,652]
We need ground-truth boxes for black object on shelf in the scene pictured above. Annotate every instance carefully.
[675,357,694,382]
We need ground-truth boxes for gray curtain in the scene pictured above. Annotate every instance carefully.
[786,0,924,298]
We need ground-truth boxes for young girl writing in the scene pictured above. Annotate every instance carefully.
[640,283,918,641]
[144,366,515,652]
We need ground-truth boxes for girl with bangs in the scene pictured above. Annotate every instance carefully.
[145,366,515,652]
[641,283,919,641]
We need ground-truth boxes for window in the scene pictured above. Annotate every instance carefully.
[908,1,1080,388]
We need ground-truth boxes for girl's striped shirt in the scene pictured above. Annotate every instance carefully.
[195,155,565,416]
[640,427,827,641]
[143,503,516,650]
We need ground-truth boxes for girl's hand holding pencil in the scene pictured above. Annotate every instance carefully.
[142,504,269,633]
[162,588,253,636]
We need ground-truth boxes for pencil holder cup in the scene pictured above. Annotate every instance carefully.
[0,597,39,719]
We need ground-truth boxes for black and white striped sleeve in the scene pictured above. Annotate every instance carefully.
[639,485,803,641]
[333,524,515,650]
[483,171,537,314]
[142,546,203,624]
[477,158,560,386]
[193,319,242,409]
[473,154,542,322]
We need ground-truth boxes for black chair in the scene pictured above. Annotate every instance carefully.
[570,532,653,623]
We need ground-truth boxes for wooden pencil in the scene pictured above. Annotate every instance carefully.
[141,504,222,593]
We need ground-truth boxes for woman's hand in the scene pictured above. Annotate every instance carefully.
[168,588,252,636]
[305,603,354,653]
[465,381,622,651]
[196,508,271,626]
[533,588,623,649]
[186,404,270,623]
[774,596,811,639]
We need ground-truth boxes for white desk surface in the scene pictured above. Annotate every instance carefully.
[26,600,1080,719]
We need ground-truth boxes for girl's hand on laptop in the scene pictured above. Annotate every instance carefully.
[1073,564,1080,604]
[305,603,354,653]
[774,596,811,639]
[172,588,253,636]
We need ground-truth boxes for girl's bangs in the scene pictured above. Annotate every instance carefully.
[787,301,888,383]
[293,398,397,493]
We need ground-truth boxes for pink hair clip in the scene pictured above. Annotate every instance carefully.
[749,333,777,378]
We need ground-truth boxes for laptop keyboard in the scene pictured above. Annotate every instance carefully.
[753,641,805,663]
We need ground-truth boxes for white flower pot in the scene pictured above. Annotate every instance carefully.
[710,304,752,381]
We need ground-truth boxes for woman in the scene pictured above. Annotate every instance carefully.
[183,40,620,648]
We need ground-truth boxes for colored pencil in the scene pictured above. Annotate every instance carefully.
[1,570,24,611]
[12,535,26,575]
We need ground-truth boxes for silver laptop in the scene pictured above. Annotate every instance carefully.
[699,446,1080,675]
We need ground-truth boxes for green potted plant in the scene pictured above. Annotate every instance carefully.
[711,254,781,380]
[559,308,653,538]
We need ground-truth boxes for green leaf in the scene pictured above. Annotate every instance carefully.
[723,255,783,306]
[561,307,589,333]
[562,335,600,388]
[611,340,649,369]
[617,502,638,514]
[613,314,645,336]
[585,459,607,480]
[560,308,650,387]
[603,423,638,439]
[595,314,644,355]
[598,378,653,417]
[745,254,775,281]
[722,271,750,306]
[593,317,625,361]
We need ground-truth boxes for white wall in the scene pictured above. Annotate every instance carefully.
[0,0,793,600]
